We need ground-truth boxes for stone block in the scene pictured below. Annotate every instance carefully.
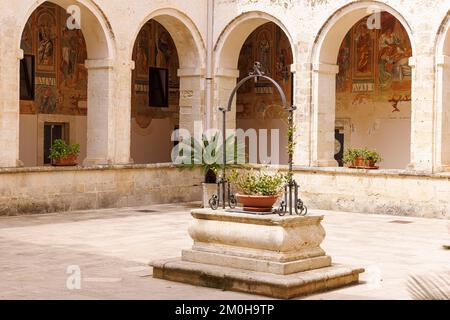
[151,209,364,299]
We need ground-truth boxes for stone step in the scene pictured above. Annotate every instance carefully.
[151,258,364,299]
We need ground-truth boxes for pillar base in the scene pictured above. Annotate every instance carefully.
[82,158,112,166]
[313,159,339,167]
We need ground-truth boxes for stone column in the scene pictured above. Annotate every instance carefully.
[214,68,240,131]
[408,56,434,172]
[178,68,205,135]
[293,59,313,167]
[435,55,450,171]
[311,63,339,167]
[83,59,132,166]
[0,48,22,167]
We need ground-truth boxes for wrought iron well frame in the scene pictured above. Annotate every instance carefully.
[209,62,307,216]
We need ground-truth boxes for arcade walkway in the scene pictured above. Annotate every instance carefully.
[0,203,448,300]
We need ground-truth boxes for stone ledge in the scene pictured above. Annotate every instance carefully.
[0,163,183,175]
[151,258,364,299]
[191,208,324,227]
[182,249,332,275]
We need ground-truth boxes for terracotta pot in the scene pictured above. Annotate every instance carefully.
[366,160,376,168]
[352,156,365,167]
[52,154,78,167]
[236,194,280,213]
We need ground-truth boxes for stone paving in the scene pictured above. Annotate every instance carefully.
[0,202,448,300]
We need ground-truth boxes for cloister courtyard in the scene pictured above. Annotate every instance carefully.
[0,202,448,300]
[2,0,450,302]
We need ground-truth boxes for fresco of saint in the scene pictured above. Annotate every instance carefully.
[37,13,55,69]
[354,22,373,77]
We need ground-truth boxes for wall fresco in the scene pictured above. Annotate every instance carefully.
[236,22,293,120]
[132,20,180,129]
[20,2,88,116]
[336,12,412,103]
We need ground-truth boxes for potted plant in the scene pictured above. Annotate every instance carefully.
[343,147,365,167]
[365,149,382,168]
[176,133,244,208]
[228,169,286,213]
[49,139,80,166]
[343,147,382,169]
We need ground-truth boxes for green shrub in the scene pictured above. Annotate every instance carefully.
[343,147,382,165]
[49,139,80,160]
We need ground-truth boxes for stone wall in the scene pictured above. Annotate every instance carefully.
[0,164,202,216]
[294,167,450,219]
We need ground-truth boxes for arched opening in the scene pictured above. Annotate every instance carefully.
[312,4,414,169]
[130,20,180,164]
[335,12,412,169]
[19,1,91,166]
[236,22,293,165]
[435,12,450,171]
[130,11,205,164]
[16,0,114,167]
[214,12,295,166]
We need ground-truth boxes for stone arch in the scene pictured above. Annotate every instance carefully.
[14,0,118,167]
[214,11,296,165]
[309,1,415,168]
[19,0,115,60]
[434,10,450,171]
[129,9,206,163]
[312,1,415,65]
[130,8,206,69]
[215,11,296,71]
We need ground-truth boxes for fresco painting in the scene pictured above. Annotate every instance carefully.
[20,3,88,116]
[336,12,412,102]
[236,22,293,120]
[132,20,180,129]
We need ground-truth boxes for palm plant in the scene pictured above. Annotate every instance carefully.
[175,132,245,183]
[407,271,450,300]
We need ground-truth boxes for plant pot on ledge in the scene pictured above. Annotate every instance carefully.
[49,139,80,167]
[344,147,382,169]
[352,156,366,168]
[52,154,79,167]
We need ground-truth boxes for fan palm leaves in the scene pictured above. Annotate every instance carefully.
[407,270,450,300]
[175,132,245,177]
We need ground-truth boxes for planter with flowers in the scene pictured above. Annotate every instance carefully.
[228,169,286,213]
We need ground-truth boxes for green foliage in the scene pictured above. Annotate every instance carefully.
[176,133,244,180]
[287,125,296,157]
[365,149,382,163]
[228,169,286,196]
[49,139,80,160]
[343,147,382,165]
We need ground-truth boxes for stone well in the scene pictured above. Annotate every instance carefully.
[151,209,364,299]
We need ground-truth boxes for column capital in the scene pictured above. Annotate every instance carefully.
[177,68,205,77]
[215,68,240,78]
[436,55,450,68]
[17,49,24,60]
[408,56,416,68]
[313,63,339,75]
[85,59,114,70]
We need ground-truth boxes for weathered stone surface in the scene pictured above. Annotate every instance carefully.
[152,258,364,299]
[0,164,202,216]
[151,209,364,298]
